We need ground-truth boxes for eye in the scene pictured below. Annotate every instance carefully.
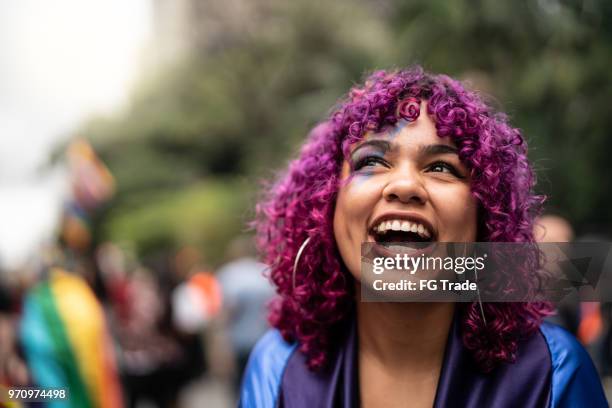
[427,161,463,177]
[353,156,388,170]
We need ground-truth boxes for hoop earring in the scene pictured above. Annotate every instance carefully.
[462,243,487,326]
[473,263,487,326]
[465,242,487,327]
[292,237,311,291]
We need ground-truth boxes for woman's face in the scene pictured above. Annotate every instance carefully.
[333,103,478,278]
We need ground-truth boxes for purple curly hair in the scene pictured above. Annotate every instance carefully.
[254,66,552,372]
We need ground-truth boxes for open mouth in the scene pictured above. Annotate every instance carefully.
[365,218,438,261]
[369,219,435,245]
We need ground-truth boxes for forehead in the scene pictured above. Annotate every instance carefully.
[352,113,456,152]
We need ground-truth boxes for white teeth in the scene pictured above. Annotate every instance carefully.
[372,219,433,239]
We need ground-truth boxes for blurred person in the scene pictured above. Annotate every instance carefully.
[0,280,29,388]
[172,271,222,334]
[535,217,605,366]
[241,67,606,407]
[164,253,215,400]
[106,249,214,408]
[573,234,609,353]
[575,234,612,378]
[110,266,185,408]
[534,215,582,336]
[95,243,131,326]
[601,290,612,378]
[216,237,274,391]
[0,315,29,388]
[534,215,574,243]
[170,268,220,385]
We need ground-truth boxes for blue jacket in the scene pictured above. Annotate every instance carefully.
[240,317,608,407]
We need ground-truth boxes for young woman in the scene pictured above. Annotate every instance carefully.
[240,67,607,407]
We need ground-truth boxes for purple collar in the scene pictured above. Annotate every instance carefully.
[279,313,550,407]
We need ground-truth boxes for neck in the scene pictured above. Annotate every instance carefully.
[356,294,454,372]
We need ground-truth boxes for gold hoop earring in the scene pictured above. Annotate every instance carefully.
[473,263,487,326]
[465,243,487,326]
[292,237,311,291]
[462,242,487,326]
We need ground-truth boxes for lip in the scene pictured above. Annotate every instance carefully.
[368,241,438,260]
[367,211,437,241]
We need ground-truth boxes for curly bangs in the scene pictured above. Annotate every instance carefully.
[254,66,552,372]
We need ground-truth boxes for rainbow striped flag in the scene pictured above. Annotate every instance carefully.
[20,269,123,408]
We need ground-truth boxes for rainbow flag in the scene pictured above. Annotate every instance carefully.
[20,269,123,408]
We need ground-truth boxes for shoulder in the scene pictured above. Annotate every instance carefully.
[239,329,297,408]
[539,322,608,408]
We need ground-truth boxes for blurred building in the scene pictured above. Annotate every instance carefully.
[150,0,193,66]
[149,0,294,66]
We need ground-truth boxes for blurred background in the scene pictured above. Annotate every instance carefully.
[0,0,611,406]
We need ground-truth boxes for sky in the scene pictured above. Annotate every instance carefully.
[0,0,152,269]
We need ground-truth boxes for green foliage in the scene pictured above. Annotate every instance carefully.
[102,180,251,265]
[388,0,612,231]
[77,0,612,261]
[79,0,391,261]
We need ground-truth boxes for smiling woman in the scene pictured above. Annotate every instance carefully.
[240,67,607,407]
[334,103,477,279]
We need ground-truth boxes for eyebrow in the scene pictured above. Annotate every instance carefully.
[350,140,393,156]
[418,144,459,156]
[351,140,458,157]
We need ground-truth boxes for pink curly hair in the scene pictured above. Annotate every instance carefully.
[254,66,552,372]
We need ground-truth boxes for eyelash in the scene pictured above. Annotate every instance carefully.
[353,156,464,178]
[427,161,463,177]
[353,156,387,170]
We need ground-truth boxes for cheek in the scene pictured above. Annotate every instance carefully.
[333,187,357,275]
[433,185,479,240]
[463,197,479,240]
[333,177,380,238]
[333,183,363,247]
[333,175,381,276]
[333,189,348,243]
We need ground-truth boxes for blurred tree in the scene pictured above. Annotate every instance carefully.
[78,0,391,264]
[74,0,612,263]
[388,0,612,232]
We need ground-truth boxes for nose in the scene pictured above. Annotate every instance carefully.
[382,169,429,205]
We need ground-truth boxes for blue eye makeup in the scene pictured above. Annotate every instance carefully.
[349,140,392,172]
[351,151,387,171]
[347,140,467,179]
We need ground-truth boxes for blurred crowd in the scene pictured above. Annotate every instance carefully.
[0,237,273,408]
[0,140,274,408]
[535,215,612,380]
